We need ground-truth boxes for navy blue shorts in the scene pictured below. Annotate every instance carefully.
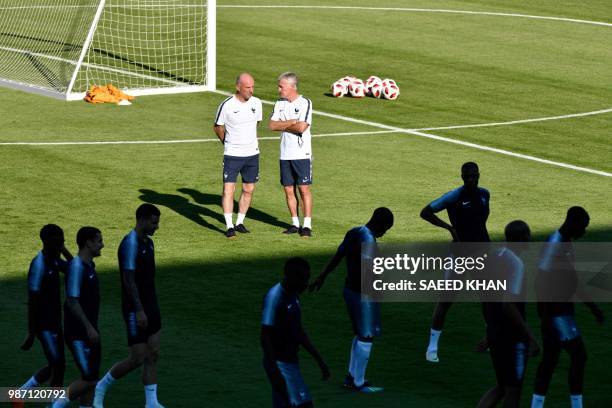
[67,339,100,381]
[343,287,381,338]
[263,359,312,408]
[124,309,162,346]
[223,154,259,183]
[280,159,312,186]
[37,330,65,366]
[550,315,581,342]
[489,340,528,387]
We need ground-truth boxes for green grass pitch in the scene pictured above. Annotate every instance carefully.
[1,1,611,406]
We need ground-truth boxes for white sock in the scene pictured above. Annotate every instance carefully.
[348,336,358,377]
[236,213,246,225]
[531,394,546,408]
[291,217,300,227]
[145,384,158,407]
[353,340,373,387]
[427,329,441,353]
[21,375,40,389]
[303,217,312,229]
[570,395,582,408]
[224,213,234,229]
[95,371,116,396]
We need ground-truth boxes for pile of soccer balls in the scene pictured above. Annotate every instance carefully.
[331,76,399,100]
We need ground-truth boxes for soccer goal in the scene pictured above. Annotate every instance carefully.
[0,0,216,100]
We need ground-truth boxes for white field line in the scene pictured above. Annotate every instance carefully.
[0,130,397,146]
[213,91,612,178]
[413,108,612,131]
[218,5,612,28]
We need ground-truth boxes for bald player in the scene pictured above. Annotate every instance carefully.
[214,73,263,238]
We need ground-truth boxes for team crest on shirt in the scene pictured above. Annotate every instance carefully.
[294,108,299,114]
[251,107,256,113]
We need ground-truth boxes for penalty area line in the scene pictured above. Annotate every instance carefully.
[0,130,399,146]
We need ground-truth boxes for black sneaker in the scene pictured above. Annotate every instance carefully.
[225,228,236,239]
[234,224,250,233]
[343,373,354,389]
[299,227,312,237]
[283,226,300,234]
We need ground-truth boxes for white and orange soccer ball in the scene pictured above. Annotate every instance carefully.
[331,81,348,97]
[349,80,366,98]
[382,82,400,100]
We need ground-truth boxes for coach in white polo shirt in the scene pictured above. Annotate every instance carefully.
[213,73,263,238]
[269,72,314,238]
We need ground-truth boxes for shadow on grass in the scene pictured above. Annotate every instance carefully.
[178,188,290,230]
[138,188,290,235]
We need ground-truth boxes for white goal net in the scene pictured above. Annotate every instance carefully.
[0,0,215,100]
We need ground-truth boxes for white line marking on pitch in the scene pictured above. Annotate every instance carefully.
[412,108,612,131]
[212,91,612,178]
[0,130,398,146]
[219,5,612,28]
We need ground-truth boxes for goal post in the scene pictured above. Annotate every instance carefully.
[0,0,216,101]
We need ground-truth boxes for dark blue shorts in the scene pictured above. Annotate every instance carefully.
[343,287,381,338]
[37,330,65,366]
[67,339,100,381]
[223,154,259,183]
[263,359,312,408]
[280,159,312,186]
[124,308,162,346]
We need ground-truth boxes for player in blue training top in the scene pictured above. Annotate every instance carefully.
[421,161,490,363]
[310,207,394,393]
[261,257,330,408]
[52,227,103,408]
[478,220,539,408]
[94,204,163,408]
[17,224,72,398]
[530,207,604,408]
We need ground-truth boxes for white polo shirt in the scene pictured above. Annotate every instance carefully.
[214,95,263,157]
[271,95,312,160]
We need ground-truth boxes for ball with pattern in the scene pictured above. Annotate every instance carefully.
[368,81,383,98]
[382,83,400,100]
[331,81,348,97]
[349,81,366,98]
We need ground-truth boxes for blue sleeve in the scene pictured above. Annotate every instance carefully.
[28,256,45,292]
[538,233,562,272]
[66,260,83,298]
[359,228,376,260]
[429,188,461,212]
[119,235,138,271]
[261,287,281,326]
[506,253,524,296]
